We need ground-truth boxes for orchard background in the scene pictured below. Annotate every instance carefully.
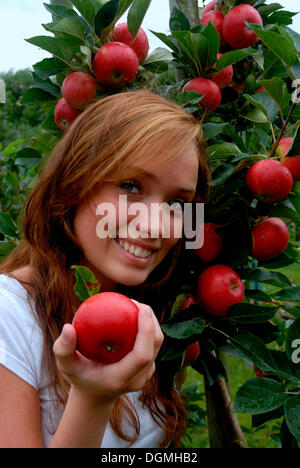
[1,0,300,448]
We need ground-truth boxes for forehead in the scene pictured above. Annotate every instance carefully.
[122,142,199,186]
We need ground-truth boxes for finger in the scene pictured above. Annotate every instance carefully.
[53,324,77,372]
[111,306,157,383]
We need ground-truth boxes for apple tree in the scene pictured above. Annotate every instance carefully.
[1,0,300,448]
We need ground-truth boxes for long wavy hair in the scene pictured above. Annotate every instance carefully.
[0,90,210,447]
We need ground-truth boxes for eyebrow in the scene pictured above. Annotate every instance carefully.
[125,166,197,196]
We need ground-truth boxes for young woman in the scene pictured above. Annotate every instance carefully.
[0,90,210,448]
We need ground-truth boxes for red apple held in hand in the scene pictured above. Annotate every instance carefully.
[245,159,293,203]
[200,10,226,47]
[54,97,81,132]
[72,292,139,364]
[62,72,99,109]
[194,222,223,263]
[222,4,263,49]
[93,42,139,88]
[183,77,222,111]
[111,22,149,63]
[201,0,217,18]
[210,53,234,89]
[251,217,289,260]
[197,265,245,317]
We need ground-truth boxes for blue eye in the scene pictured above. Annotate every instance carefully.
[119,180,140,194]
[169,199,185,210]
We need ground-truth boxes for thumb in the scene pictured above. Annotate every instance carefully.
[53,323,77,369]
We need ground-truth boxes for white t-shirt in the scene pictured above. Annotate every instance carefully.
[0,274,165,448]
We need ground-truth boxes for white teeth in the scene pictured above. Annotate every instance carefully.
[118,239,152,258]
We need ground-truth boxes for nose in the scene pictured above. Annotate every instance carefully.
[128,200,163,239]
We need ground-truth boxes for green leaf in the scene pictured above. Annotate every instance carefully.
[142,47,173,72]
[174,90,204,108]
[286,26,300,53]
[43,17,86,44]
[285,397,300,446]
[216,49,253,71]
[243,92,279,122]
[202,123,226,140]
[33,57,69,80]
[43,2,79,20]
[0,240,17,261]
[95,0,120,37]
[25,36,75,65]
[70,0,96,27]
[169,7,190,32]
[258,77,290,113]
[21,87,55,105]
[242,269,292,288]
[233,377,288,415]
[251,26,298,72]
[206,143,241,160]
[273,285,300,302]
[0,212,18,238]
[244,108,269,124]
[149,30,179,53]
[14,148,42,169]
[127,0,151,38]
[228,303,278,325]
[71,265,101,302]
[161,317,205,340]
[229,331,278,374]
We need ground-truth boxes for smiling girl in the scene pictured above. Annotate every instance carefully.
[0,90,210,448]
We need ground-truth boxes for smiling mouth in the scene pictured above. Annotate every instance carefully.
[115,238,154,258]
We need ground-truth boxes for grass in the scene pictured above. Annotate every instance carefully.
[181,262,300,448]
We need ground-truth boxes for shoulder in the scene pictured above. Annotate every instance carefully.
[0,274,43,390]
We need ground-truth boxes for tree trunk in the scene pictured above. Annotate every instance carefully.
[169,0,200,28]
[169,1,200,82]
[168,0,247,449]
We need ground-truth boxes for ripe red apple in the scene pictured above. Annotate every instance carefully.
[194,222,223,263]
[222,4,263,49]
[282,155,300,181]
[72,292,139,364]
[62,72,99,109]
[93,42,139,88]
[183,342,200,367]
[245,159,293,203]
[183,77,222,111]
[197,265,245,317]
[201,0,217,18]
[54,97,81,132]
[111,22,149,63]
[200,10,225,47]
[257,87,265,93]
[251,217,289,260]
[210,53,234,89]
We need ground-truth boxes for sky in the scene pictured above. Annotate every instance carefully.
[0,0,299,73]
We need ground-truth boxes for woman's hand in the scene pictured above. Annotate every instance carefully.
[53,301,164,406]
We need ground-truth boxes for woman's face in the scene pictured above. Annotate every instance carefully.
[73,142,199,291]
